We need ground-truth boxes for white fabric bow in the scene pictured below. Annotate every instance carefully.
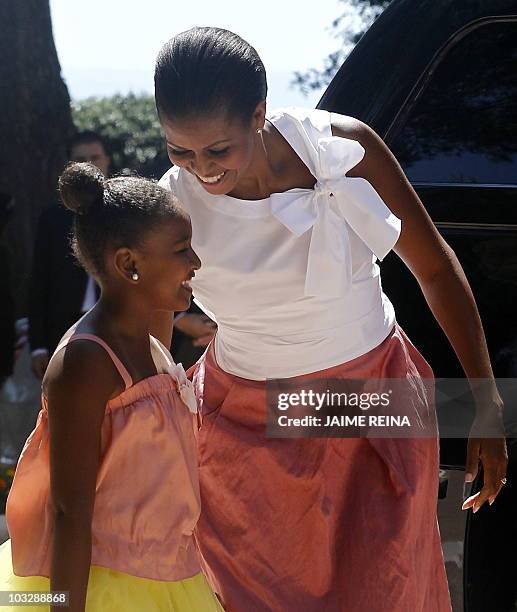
[270,136,402,297]
[167,362,198,414]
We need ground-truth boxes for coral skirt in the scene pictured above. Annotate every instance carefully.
[0,540,223,611]
[189,323,452,612]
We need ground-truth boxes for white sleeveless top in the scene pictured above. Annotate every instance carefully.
[159,107,402,380]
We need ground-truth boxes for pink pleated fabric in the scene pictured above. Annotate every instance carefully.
[189,324,452,612]
[6,334,202,582]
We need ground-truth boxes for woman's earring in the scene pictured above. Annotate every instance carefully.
[131,271,139,281]
[257,126,268,159]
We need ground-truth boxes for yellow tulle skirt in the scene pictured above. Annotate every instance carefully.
[0,540,224,611]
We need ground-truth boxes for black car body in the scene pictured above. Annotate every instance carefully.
[318,1,517,610]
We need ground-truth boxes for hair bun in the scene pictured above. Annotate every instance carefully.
[59,162,105,215]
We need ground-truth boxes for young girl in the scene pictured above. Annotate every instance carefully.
[0,163,224,611]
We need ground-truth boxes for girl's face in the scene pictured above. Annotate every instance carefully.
[160,105,264,196]
[136,215,201,312]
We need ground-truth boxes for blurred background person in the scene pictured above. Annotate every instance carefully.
[28,131,110,379]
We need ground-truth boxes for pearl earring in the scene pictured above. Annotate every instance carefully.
[256,128,263,134]
[132,272,139,281]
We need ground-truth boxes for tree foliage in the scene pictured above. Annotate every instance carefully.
[72,94,170,178]
[292,0,392,95]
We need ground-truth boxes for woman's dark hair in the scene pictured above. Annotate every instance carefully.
[154,27,267,125]
[59,162,184,277]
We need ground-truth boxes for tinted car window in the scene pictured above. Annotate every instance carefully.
[390,21,517,184]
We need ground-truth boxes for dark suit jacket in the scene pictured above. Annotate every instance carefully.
[0,243,15,381]
[29,205,94,355]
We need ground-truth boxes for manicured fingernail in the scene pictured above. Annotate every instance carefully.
[473,505,479,513]
[462,498,472,510]
[465,473,474,483]
[489,498,494,506]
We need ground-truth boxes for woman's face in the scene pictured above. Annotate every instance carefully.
[136,215,201,312]
[160,104,264,196]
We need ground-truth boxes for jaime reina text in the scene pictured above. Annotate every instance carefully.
[277,414,411,427]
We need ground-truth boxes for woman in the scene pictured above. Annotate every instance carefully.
[153,27,507,611]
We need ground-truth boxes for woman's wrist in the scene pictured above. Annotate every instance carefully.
[469,379,504,416]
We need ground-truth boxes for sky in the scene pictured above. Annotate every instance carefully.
[49,0,348,109]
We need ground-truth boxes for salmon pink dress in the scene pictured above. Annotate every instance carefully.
[189,325,451,611]
[0,331,223,611]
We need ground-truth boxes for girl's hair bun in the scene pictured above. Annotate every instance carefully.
[59,162,105,215]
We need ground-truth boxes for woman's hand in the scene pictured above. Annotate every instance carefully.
[462,395,508,513]
[175,313,217,347]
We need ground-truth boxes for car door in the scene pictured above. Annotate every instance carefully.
[377,18,517,612]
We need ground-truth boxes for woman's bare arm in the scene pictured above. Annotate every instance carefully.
[331,114,508,511]
[46,341,121,612]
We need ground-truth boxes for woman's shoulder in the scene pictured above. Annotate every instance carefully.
[268,105,333,135]
[329,114,394,180]
[268,105,329,121]
[269,106,362,138]
[329,113,375,145]
[268,106,364,157]
[267,106,369,178]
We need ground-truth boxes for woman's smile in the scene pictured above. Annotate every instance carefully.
[191,168,234,194]
[194,170,227,184]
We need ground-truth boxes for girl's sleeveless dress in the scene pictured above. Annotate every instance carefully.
[0,331,224,611]
[160,106,453,611]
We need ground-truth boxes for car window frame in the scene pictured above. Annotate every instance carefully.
[384,14,517,187]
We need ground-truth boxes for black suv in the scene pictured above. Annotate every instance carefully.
[319,2,517,611]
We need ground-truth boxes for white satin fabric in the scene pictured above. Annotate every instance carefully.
[270,134,401,298]
[159,107,402,380]
[151,336,198,414]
